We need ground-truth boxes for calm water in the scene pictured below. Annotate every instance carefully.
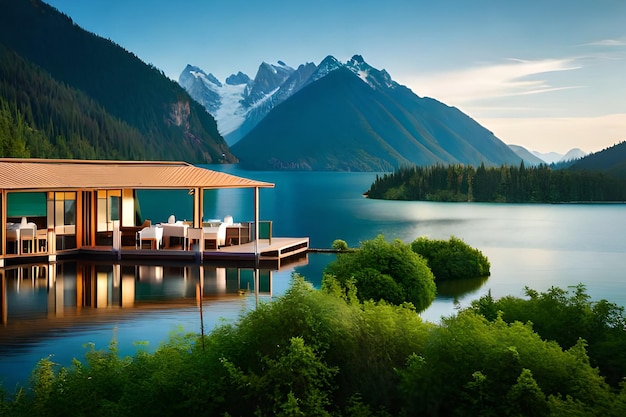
[2,166,626,389]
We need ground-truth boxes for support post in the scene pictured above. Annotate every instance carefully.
[193,187,201,228]
[254,186,259,251]
[1,190,6,261]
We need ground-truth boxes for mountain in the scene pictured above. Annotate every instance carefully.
[227,55,523,171]
[508,145,546,166]
[568,141,626,178]
[559,148,586,162]
[179,60,316,145]
[526,148,587,166]
[531,150,563,164]
[0,0,234,163]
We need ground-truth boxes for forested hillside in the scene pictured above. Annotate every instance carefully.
[0,0,234,163]
[569,141,626,179]
[0,44,149,159]
[367,163,626,203]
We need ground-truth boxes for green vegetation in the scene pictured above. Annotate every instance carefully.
[331,239,349,251]
[323,235,489,308]
[324,235,436,311]
[1,277,625,416]
[367,163,626,202]
[0,1,233,163]
[0,45,146,160]
[470,284,626,388]
[411,236,490,281]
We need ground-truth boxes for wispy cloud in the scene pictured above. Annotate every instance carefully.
[403,58,581,105]
[583,38,626,47]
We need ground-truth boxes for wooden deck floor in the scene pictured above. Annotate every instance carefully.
[78,237,309,265]
[2,237,310,268]
[215,238,310,260]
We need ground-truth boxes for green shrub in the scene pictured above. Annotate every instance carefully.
[470,284,626,388]
[411,236,490,281]
[332,239,349,251]
[397,311,619,416]
[324,235,436,311]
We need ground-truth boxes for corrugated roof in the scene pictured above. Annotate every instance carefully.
[0,159,274,190]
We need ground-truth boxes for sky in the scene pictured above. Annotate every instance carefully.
[44,0,626,155]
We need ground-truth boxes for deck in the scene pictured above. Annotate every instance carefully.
[1,238,310,268]
[13,237,311,268]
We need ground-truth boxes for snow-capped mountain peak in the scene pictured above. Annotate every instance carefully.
[178,54,401,145]
[345,55,396,90]
[244,61,296,105]
[311,55,343,82]
[178,64,222,113]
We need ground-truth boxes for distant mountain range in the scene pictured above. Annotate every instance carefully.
[508,145,587,165]
[0,0,233,163]
[181,55,524,171]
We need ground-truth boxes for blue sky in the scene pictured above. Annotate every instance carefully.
[44,0,626,154]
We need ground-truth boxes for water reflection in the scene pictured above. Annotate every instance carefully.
[435,276,490,302]
[0,261,279,345]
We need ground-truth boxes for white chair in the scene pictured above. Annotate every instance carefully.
[202,222,227,249]
[20,227,36,254]
[137,226,163,250]
[187,227,204,251]
[36,229,48,253]
[161,223,188,249]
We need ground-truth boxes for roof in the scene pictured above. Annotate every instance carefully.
[0,159,274,191]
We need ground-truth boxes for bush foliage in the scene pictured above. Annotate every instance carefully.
[331,239,349,251]
[1,277,626,416]
[323,235,436,311]
[411,236,491,281]
[470,284,626,388]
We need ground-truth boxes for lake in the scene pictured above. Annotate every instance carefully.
[2,166,626,389]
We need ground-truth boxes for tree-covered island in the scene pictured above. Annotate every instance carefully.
[324,235,490,310]
[366,163,626,203]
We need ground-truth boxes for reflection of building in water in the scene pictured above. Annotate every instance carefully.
[1,261,276,325]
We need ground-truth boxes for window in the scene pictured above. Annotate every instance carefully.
[97,190,121,232]
[49,192,76,235]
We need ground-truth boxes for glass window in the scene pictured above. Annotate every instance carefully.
[64,199,76,225]
[54,192,76,226]
[97,190,121,231]
[110,196,120,221]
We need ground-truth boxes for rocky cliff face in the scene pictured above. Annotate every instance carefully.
[168,100,191,129]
